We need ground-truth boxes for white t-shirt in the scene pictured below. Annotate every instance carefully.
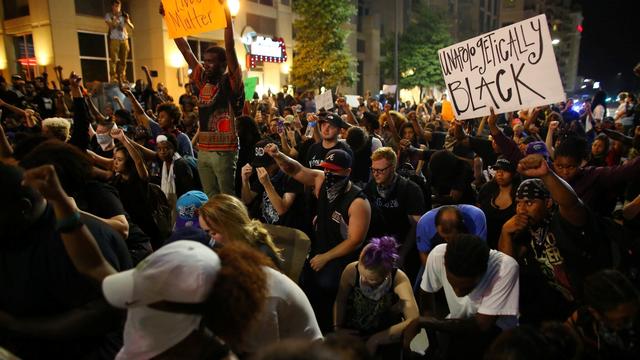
[592,104,605,121]
[420,244,519,330]
[240,267,323,353]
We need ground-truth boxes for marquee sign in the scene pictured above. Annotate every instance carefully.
[246,36,287,69]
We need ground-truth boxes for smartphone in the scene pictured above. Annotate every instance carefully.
[277,119,285,134]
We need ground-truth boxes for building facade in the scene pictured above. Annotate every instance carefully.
[0,0,294,100]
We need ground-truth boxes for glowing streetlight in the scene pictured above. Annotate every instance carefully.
[551,39,560,46]
[228,0,240,18]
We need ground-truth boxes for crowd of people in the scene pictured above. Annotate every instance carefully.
[0,2,639,360]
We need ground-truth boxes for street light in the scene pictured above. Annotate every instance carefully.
[551,39,560,46]
[228,0,240,18]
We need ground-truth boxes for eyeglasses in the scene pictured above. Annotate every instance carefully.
[371,165,392,175]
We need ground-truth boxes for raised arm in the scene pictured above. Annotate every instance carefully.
[223,5,242,93]
[518,154,588,226]
[264,143,323,189]
[22,165,116,283]
[111,128,149,180]
[122,88,151,128]
[68,72,91,151]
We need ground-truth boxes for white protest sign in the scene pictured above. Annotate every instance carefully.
[345,95,360,108]
[438,14,565,120]
[382,84,397,95]
[315,89,334,111]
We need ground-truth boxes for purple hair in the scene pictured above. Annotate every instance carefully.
[361,236,399,272]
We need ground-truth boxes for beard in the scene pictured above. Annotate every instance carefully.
[205,68,224,84]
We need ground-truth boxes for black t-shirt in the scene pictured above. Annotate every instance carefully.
[0,206,131,359]
[305,140,353,170]
[248,170,304,228]
[477,182,516,249]
[89,136,115,159]
[513,210,609,324]
[364,176,425,242]
[75,180,126,219]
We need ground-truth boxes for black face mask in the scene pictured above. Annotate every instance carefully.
[325,172,349,203]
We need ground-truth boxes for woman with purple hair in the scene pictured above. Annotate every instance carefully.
[333,236,419,356]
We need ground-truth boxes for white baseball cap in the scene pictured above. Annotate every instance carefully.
[102,241,221,359]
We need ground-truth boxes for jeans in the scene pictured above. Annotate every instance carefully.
[197,150,238,197]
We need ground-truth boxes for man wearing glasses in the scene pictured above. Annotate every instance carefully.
[364,147,426,281]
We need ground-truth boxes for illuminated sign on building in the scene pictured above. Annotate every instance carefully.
[247,36,287,69]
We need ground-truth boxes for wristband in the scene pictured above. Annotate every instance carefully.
[55,211,83,233]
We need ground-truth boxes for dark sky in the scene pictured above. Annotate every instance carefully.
[578,0,640,94]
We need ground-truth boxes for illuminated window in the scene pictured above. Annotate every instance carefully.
[13,34,37,80]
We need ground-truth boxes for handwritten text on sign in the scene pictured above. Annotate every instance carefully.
[162,0,227,39]
[438,14,565,120]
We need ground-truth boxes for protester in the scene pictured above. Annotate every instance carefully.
[333,236,419,356]
[404,234,519,358]
[241,140,304,228]
[477,158,520,249]
[161,2,244,197]
[266,144,371,333]
[499,154,611,324]
[105,0,133,82]
[199,193,283,268]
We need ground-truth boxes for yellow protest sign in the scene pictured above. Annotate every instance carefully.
[162,0,227,39]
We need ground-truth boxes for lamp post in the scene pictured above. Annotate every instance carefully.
[394,0,400,110]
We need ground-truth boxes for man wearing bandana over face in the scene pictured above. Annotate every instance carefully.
[264,144,371,333]
[160,2,244,197]
[499,154,611,325]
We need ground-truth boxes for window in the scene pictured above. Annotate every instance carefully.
[75,0,129,17]
[14,34,38,80]
[357,39,366,53]
[3,0,29,19]
[246,13,277,36]
[248,0,274,6]
[187,38,219,62]
[78,31,133,83]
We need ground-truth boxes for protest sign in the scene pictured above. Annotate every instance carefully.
[244,77,258,100]
[315,89,334,111]
[438,14,565,120]
[382,84,397,95]
[162,0,227,39]
[345,95,360,108]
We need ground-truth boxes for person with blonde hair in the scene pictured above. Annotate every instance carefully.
[199,193,282,268]
[41,117,71,142]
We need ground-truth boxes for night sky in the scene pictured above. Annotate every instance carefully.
[578,0,640,95]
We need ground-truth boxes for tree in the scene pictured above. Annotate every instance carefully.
[291,0,357,92]
[381,3,453,99]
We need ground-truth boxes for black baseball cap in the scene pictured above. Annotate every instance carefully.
[251,139,278,168]
[319,149,352,171]
[492,158,516,173]
[318,112,351,129]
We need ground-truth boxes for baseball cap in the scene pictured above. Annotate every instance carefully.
[102,241,221,359]
[175,190,208,229]
[319,112,351,129]
[525,141,550,159]
[492,158,516,173]
[319,149,352,171]
[252,139,278,168]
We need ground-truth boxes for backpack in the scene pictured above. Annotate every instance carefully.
[147,183,173,244]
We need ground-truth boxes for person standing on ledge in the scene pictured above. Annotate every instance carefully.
[105,0,133,83]
[160,1,244,196]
